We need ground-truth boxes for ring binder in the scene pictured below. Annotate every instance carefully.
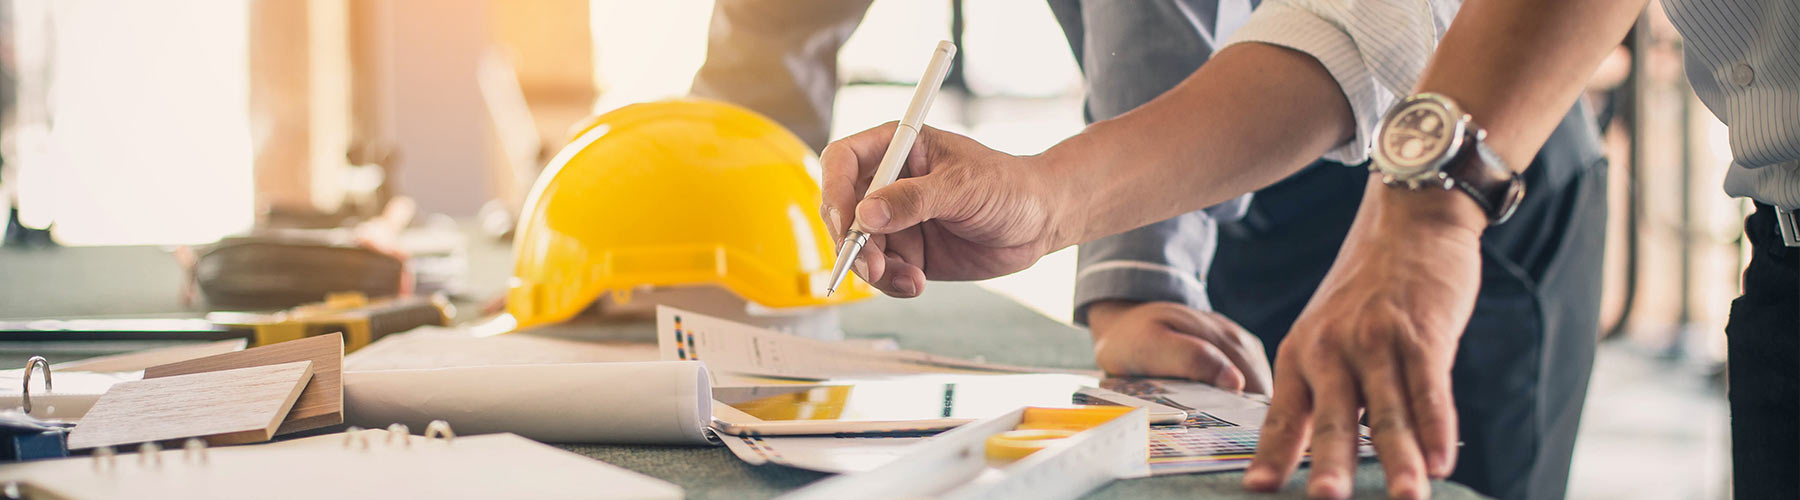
[385,424,410,447]
[423,420,454,443]
[20,357,50,415]
[138,443,161,467]
[91,446,114,470]
[342,426,370,450]
[183,438,207,464]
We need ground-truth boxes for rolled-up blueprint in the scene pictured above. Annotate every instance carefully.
[343,361,714,445]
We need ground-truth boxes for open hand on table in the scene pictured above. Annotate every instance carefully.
[1243,183,1486,500]
[1086,300,1272,395]
[819,123,1074,297]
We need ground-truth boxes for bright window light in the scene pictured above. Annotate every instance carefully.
[16,0,253,246]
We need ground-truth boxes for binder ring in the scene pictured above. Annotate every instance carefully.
[386,424,410,447]
[138,442,162,468]
[424,420,455,443]
[183,438,209,464]
[20,356,51,414]
[344,426,370,450]
[92,446,116,470]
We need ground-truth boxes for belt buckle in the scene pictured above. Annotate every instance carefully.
[1778,208,1800,247]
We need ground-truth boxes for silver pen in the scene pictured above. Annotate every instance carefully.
[826,40,958,296]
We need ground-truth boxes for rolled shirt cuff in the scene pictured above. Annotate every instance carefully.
[1072,261,1213,326]
[1219,2,1412,166]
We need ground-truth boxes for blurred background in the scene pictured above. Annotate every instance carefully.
[0,1,1735,497]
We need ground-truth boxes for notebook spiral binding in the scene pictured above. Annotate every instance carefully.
[87,420,456,471]
[19,356,51,415]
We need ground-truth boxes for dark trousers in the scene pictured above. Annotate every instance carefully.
[1729,204,1800,497]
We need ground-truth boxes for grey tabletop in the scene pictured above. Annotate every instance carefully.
[0,245,1484,499]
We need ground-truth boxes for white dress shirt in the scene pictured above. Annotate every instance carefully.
[1666,0,1800,209]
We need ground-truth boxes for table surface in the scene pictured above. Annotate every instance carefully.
[0,244,1484,499]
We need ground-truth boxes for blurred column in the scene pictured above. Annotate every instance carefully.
[488,0,594,150]
[249,0,352,219]
[485,0,596,214]
[382,0,494,217]
[348,0,396,196]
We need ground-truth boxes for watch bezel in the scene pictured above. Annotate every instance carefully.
[1372,93,1469,185]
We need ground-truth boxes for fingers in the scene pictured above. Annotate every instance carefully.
[1196,315,1271,395]
[870,253,925,297]
[857,176,945,234]
[819,142,858,239]
[846,228,929,298]
[819,125,898,238]
[869,235,927,298]
[1244,359,1314,492]
[1303,357,1362,500]
[1159,307,1271,394]
[1235,330,1274,396]
[1399,339,1459,478]
[1358,343,1428,500]
[1166,335,1243,392]
[1087,302,1238,388]
[853,232,887,287]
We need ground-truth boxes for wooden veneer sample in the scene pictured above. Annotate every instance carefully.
[144,333,345,435]
[68,361,313,449]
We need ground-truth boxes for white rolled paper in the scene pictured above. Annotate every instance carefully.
[343,361,714,445]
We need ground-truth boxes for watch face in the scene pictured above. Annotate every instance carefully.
[1379,100,1458,175]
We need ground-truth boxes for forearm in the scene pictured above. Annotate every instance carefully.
[1044,43,1354,247]
[1368,0,1645,231]
[1039,0,1644,247]
[1422,0,1645,170]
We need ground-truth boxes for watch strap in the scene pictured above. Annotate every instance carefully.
[1442,126,1525,224]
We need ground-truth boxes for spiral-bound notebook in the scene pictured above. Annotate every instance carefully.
[0,427,682,499]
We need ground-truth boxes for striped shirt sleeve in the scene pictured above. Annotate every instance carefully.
[1218,0,1460,165]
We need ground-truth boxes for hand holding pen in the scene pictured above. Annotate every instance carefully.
[820,40,1078,298]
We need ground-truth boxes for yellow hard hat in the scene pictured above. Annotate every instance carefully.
[507,99,871,330]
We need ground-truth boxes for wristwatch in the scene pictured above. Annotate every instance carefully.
[1369,92,1525,225]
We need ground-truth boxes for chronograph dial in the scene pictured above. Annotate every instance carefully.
[1369,93,1525,225]
[1372,97,1465,177]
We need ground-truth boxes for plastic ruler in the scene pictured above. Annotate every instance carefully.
[780,407,1150,500]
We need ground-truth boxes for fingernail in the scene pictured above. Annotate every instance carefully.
[1308,476,1348,499]
[893,275,917,296]
[826,207,843,237]
[1243,469,1276,490]
[859,199,891,230]
[852,257,869,279]
[1391,474,1426,500]
[1429,449,1456,478]
[1213,371,1241,393]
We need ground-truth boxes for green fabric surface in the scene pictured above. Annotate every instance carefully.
[0,245,1485,499]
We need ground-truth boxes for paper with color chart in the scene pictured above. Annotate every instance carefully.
[1099,379,1375,475]
[719,378,1369,476]
[656,306,1096,381]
